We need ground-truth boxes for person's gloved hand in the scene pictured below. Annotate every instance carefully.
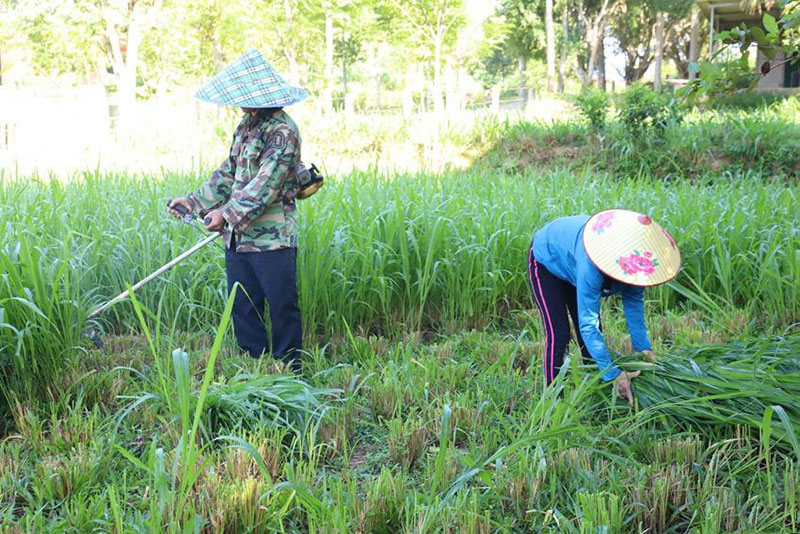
[614,370,642,406]
[167,197,193,219]
[203,209,225,232]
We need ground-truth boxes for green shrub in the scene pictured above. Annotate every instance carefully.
[575,89,610,131]
[618,84,682,133]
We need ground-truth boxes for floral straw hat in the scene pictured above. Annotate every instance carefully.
[582,209,681,287]
[195,49,307,108]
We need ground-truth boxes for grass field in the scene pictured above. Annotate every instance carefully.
[1,96,799,532]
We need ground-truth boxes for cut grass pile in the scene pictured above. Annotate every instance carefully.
[626,336,800,454]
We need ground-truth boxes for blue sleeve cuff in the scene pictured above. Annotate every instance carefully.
[602,366,622,382]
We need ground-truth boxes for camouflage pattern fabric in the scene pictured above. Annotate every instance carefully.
[187,110,301,252]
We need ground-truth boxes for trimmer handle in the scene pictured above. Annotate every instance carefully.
[167,199,190,218]
[168,199,213,228]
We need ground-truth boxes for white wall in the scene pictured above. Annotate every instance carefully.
[756,50,786,89]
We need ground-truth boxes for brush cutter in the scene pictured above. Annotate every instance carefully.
[84,202,221,348]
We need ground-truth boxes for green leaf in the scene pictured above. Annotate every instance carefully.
[750,26,768,46]
[772,406,800,462]
[763,13,778,35]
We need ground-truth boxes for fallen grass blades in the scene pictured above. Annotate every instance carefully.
[627,335,800,453]
[204,373,341,437]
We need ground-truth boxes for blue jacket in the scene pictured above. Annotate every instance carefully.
[532,215,652,382]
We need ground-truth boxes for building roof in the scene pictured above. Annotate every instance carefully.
[696,1,782,30]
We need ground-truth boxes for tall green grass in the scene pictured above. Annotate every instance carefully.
[0,167,797,395]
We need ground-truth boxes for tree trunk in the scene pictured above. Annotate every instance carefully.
[598,28,606,91]
[402,69,414,117]
[584,0,610,88]
[286,53,299,85]
[106,5,141,138]
[433,34,444,114]
[688,6,699,80]
[283,0,299,84]
[654,12,665,91]
[342,56,348,100]
[375,73,381,111]
[546,0,556,92]
[558,5,567,92]
[324,10,333,115]
[211,35,225,73]
[445,63,459,114]
[420,63,427,113]
[519,56,526,103]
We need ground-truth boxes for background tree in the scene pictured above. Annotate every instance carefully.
[17,0,100,80]
[663,4,706,78]
[0,0,24,85]
[576,0,618,89]
[469,11,514,91]
[496,0,545,100]
[384,0,466,114]
[612,0,658,84]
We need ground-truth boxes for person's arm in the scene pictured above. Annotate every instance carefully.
[621,285,652,353]
[576,265,622,382]
[187,151,236,216]
[220,125,297,231]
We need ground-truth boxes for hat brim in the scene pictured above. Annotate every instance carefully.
[194,49,308,108]
[582,209,681,287]
[195,85,307,108]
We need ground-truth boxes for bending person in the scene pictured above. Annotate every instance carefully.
[527,209,681,404]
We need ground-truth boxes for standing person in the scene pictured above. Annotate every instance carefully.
[168,49,306,371]
[527,209,681,404]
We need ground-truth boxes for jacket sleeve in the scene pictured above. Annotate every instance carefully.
[187,144,236,216]
[621,285,652,352]
[221,125,296,232]
[576,262,622,382]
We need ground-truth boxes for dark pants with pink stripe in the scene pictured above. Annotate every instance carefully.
[527,246,592,385]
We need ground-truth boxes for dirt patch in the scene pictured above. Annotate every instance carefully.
[349,441,378,471]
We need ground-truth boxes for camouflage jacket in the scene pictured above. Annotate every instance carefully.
[187,110,301,252]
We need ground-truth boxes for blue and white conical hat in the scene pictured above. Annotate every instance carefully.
[195,49,307,108]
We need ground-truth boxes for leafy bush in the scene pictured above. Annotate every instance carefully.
[618,84,682,134]
[575,89,610,131]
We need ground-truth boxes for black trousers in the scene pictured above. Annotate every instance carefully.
[527,246,592,386]
[225,242,303,369]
